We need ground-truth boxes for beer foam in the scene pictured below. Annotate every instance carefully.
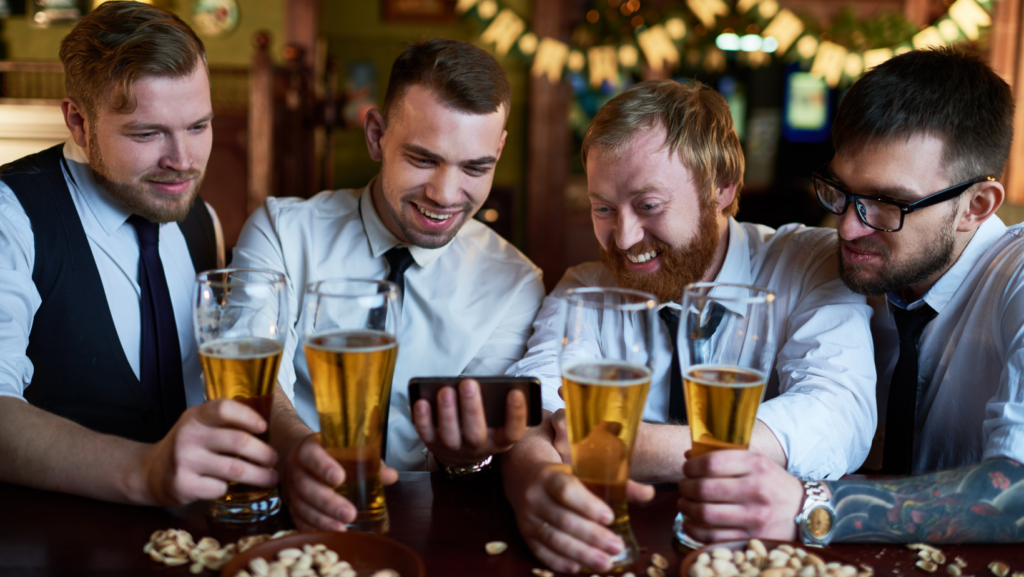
[562,359,651,387]
[304,329,398,353]
[684,364,765,388]
[199,337,284,359]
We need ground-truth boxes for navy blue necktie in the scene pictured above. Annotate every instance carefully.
[660,303,725,424]
[882,304,937,474]
[129,215,186,434]
[375,247,414,459]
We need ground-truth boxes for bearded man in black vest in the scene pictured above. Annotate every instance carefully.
[0,1,278,507]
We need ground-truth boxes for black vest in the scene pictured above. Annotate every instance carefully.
[1,144,219,443]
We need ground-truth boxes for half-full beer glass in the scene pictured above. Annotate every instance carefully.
[559,287,657,572]
[194,268,287,523]
[302,279,399,534]
[673,282,776,547]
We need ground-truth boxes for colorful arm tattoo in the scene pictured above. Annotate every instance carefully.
[823,458,1024,543]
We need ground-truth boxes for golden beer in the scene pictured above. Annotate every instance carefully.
[199,336,284,519]
[304,329,398,534]
[562,360,650,570]
[684,364,765,458]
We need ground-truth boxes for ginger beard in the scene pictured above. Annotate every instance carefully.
[837,202,958,296]
[601,198,721,304]
[87,125,203,224]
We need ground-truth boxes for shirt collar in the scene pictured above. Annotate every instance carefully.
[358,176,449,269]
[887,215,1007,313]
[707,217,754,317]
[62,138,133,237]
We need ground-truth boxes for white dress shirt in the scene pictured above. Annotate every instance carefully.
[507,218,877,479]
[229,180,546,470]
[0,139,205,407]
[870,216,1024,473]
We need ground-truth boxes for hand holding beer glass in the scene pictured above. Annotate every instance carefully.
[559,287,657,571]
[302,279,399,534]
[674,282,776,546]
[194,268,288,523]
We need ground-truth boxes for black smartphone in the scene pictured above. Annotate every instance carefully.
[407,376,542,428]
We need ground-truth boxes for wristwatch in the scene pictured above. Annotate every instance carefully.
[795,481,836,546]
[436,454,494,480]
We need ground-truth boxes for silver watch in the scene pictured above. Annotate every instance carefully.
[795,481,836,546]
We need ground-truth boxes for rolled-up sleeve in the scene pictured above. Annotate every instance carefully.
[0,181,40,402]
[756,237,877,480]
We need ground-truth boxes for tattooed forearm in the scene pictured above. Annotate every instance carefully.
[822,458,1024,543]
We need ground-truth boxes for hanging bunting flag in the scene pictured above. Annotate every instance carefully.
[863,48,893,70]
[736,0,761,14]
[761,9,804,57]
[638,25,681,74]
[479,8,525,57]
[618,44,640,67]
[532,37,569,82]
[811,41,848,88]
[687,0,730,29]
[844,53,864,78]
[455,0,479,13]
[948,0,991,40]
[938,19,961,41]
[588,45,619,88]
[912,26,945,49]
[665,17,687,39]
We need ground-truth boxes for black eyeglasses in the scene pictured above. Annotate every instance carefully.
[812,166,996,232]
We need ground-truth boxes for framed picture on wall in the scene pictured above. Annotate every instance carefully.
[382,0,457,22]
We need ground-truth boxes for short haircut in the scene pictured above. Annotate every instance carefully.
[59,1,206,118]
[581,80,744,216]
[382,38,511,120]
[832,45,1014,184]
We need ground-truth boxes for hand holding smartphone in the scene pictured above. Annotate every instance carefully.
[407,376,542,428]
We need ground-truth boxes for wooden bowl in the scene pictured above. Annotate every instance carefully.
[221,530,425,577]
[679,540,859,577]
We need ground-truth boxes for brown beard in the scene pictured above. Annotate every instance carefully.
[601,201,721,304]
[837,208,957,296]
[88,129,202,223]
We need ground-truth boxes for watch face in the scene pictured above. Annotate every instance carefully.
[808,506,833,538]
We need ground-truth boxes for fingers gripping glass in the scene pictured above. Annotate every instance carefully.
[812,168,996,233]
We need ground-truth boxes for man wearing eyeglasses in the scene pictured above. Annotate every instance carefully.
[679,45,1024,546]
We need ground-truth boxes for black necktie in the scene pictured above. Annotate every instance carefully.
[882,304,937,475]
[129,215,186,434]
[661,303,725,424]
[375,247,414,459]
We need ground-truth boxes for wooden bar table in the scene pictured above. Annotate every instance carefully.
[1,473,1022,576]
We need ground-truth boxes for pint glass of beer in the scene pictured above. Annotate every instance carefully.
[194,268,288,523]
[559,287,657,571]
[673,282,776,547]
[302,279,399,534]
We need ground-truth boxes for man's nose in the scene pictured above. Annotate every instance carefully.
[158,135,192,172]
[836,206,875,242]
[424,167,460,206]
[615,211,644,250]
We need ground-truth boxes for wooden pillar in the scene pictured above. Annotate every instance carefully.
[988,0,1024,205]
[248,31,274,213]
[526,0,572,291]
[285,0,321,68]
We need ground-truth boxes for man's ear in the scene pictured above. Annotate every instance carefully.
[957,180,1004,233]
[364,108,386,162]
[62,98,89,149]
[716,182,738,213]
[494,129,507,161]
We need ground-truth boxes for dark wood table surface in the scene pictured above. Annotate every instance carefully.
[1,473,1022,577]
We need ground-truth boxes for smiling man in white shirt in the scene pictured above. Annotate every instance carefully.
[0,1,279,508]
[501,80,876,573]
[679,46,1024,546]
[230,38,545,531]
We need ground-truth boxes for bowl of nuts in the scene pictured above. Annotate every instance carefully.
[219,531,425,577]
[680,540,867,577]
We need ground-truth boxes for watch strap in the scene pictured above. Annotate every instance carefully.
[436,454,494,480]
[795,480,836,546]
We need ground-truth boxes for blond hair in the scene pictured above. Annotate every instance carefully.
[581,80,744,216]
[59,1,206,118]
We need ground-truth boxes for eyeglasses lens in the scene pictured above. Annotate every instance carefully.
[814,179,901,231]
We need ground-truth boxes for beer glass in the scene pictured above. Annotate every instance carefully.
[559,287,657,571]
[194,268,288,523]
[302,279,399,534]
[673,282,776,547]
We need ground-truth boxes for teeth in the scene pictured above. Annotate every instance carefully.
[627,251,658,264]
[418,207,452,221]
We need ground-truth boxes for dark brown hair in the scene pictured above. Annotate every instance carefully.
[832,45,1014,183]
[59,1,206,117]
[382,38,511,120]
[582,80,744,216]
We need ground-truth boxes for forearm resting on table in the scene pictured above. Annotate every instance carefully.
[269,388,313,458]
[825,458,1024,543]
[631,420,786,482]
[0,396,152,504]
